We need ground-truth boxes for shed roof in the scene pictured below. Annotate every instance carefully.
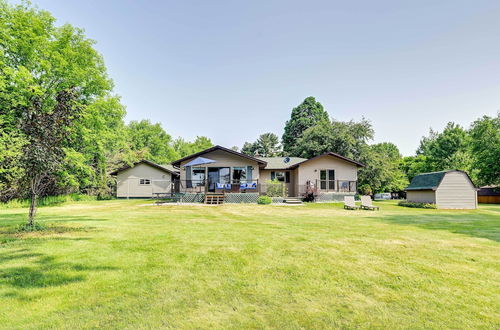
[109,160,179,176]
[406,171,447,191]
[257,157,307,169]
[405,170,476,191]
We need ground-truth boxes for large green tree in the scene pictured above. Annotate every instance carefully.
[241,133,282,157]
[0,1,125,203]
[282,97,329,154]
[469,114,500,186]
[292,118,374,159]
[415,122,476,181]
[126,120,178,164]
[172,136,214,159]
[358,143,408,193]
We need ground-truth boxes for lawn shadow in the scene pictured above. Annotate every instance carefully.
[0,251,118,289]
[377,211,500,242]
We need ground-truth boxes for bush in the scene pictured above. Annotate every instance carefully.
[398,201,437,209]
[257,196,272,205]
[359,184,372,196]
[265,179,286,197]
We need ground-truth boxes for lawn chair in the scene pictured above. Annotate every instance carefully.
[343,196,359,210]
[360,195,379,210]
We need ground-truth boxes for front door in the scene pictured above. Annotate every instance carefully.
[207,167,230,192]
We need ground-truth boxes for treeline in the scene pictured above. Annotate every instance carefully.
[0,1,498,204]
[0,1,212,202]
[239,97,499,194]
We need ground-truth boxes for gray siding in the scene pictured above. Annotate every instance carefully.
[407,190,436,204]
[117,163,173,198]
[435,172,477,209]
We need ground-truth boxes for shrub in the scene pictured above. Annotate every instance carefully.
[359,184,372,196]
[398,201,437,209]
[265,179,286,197]
[257,196,272,205]
[0,194,96,209]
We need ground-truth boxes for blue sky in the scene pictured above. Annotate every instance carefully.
[19,0,500,155]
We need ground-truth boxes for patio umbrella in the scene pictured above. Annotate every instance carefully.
[183,156,216,167]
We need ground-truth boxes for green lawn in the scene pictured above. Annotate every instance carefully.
[0,200,499,329]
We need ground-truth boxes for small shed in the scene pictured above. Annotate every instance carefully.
[110,160,180,198]
[405,170,477,209]
[477,186,500,204]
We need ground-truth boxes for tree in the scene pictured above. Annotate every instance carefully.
[417,122,472,171]
[358,143,408,193]
[282,97,329,154]
[469,114,500,186]
[20,89,82,226]
[292,118,374,159]
[241,142,257,156]
[400,155,434,182]
[241,133,282,157]
[127,120,178,164]
[0,1,117,221]
[172,136,214,158]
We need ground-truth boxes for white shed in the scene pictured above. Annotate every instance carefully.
[405,170,477,209]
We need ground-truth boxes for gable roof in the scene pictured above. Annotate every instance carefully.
[257,157,307,170]
[170,145,267,167]
[109,160,180,176]
[405,170,476,191]
[288,152,365,169]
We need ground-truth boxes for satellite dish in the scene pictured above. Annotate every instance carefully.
[284,157,290,163]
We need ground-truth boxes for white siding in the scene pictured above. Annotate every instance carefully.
[435,172,477,209]
[407,190,436,204]
[116,163,173,198]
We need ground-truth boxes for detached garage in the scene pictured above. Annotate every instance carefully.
[405,170,477,209]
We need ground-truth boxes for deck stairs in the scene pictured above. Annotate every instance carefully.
[204,193,225,205]
[284,197,303,205]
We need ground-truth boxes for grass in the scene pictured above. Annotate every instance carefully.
[0,200,498,329]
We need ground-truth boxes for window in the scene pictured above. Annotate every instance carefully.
[319,170,335,190]
[139,178,151,185]
[271,171,290,183]
[232,167,247,183]
[192,167,206,186]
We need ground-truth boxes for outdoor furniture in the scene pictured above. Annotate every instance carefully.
[360,195,379,210]
[343,196,359,210]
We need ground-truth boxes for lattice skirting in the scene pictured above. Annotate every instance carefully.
[224,193,259,203]
[316,192,355,202]
[180,193,205,203]
[271,197,285,204]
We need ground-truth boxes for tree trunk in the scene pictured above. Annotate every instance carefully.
[28,192,37,226]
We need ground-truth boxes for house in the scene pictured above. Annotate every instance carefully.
[112,145,364,201]
[477,186,500,204]
[405,170,477,209]
[111,160,179,198]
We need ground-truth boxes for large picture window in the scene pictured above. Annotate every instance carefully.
[232,167,247,183]
[320,169,335,190]
[192,167,206,186]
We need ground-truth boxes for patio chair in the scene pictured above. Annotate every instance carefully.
[360,195,379,210]
[343,196,359,210]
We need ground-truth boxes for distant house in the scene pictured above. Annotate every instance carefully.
[112,145,364,200]
[477,186,500,204]
[405,170,477,209]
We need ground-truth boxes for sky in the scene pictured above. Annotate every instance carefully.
[16,0,500,155]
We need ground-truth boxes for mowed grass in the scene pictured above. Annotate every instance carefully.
[0,200,499,329]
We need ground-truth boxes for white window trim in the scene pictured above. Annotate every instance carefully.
[139,178,152,185]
